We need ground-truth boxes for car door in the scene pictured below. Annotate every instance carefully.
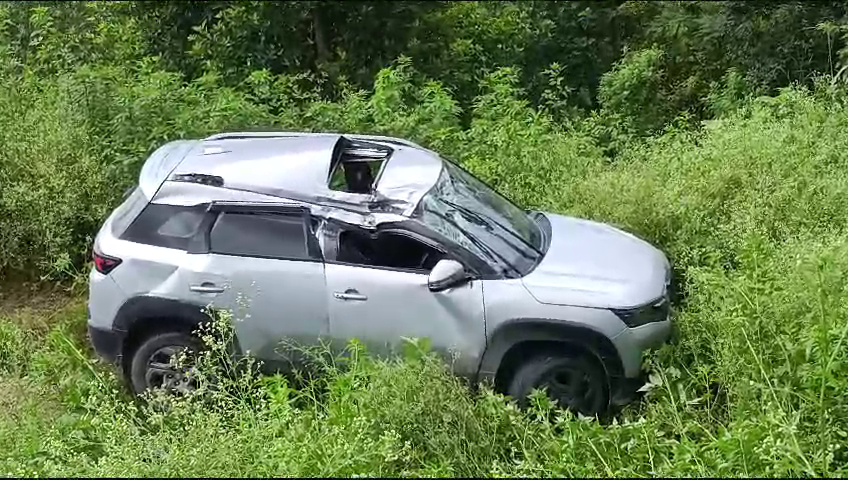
[322,223,486,376]
[181,203,328,367]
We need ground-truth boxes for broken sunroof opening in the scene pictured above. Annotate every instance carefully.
[328,137,393,195]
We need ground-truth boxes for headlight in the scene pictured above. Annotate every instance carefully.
[612,295,669,328]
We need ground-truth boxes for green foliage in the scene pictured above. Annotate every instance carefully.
[0,320,33,375]
[5,0,845,128]
[0,2,146,75]
[186,1,311,85]
[0,72,117,276]
[598,47,668,135]
[705,67,752,118]
[0,63,279,276]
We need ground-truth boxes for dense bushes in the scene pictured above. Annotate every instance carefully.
[4,2,848,125]
[0,65,277,276]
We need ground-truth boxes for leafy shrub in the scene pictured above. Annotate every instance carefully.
[0,72,118,277]
[597,48,669,135]
[0,63,277,278]
[705,67,753,118]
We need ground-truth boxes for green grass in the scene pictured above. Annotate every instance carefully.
[1,63,848,476]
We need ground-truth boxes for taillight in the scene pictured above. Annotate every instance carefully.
[93,249,122,275]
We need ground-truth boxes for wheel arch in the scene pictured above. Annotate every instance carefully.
[476,318,625,393]
[113,295,213,373]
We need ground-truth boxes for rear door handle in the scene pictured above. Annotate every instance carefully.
[333,289,367,301]
[190,282,225,294]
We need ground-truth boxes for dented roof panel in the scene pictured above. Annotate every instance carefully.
[374,145,444,216]
[147,132,445,222]
[173,135,342,197]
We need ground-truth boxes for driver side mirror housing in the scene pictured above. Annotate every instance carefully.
[428,259,470,292]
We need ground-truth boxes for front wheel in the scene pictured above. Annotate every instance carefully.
[507,352,609,416]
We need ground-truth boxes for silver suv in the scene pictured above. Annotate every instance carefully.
[88,132,672,415]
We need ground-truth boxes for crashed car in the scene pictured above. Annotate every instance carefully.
[88,131,672,415]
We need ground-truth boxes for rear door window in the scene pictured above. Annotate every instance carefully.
[209,211,314,260]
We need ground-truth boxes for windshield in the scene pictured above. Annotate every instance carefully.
[416,160,545,276]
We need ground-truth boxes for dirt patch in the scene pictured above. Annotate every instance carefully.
[0,279,85,337]
[0,279,78,316]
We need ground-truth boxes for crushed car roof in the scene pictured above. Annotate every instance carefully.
[141,132,445,219]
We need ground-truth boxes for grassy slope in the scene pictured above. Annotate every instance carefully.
[1,88,848,476]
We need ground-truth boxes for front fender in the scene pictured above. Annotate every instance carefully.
[475,318,625,385]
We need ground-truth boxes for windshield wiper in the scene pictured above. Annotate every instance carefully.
[440,199,543,259]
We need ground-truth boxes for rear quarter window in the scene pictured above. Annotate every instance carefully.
[121,203,208,250]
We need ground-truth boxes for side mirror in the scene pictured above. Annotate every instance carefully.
[428,259,468,292]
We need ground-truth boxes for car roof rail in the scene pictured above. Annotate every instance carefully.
[204,131,424,149]
[203,131,327,141]
[344,134,423,149]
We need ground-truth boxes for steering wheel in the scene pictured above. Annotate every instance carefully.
[420,251,441,271]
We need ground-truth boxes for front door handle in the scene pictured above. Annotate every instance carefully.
[333,289,367,301]
[190,282,225,294]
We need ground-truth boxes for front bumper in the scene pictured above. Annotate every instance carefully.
[607,316,672,407]
[611,316,672,378]
[87,324,124,365]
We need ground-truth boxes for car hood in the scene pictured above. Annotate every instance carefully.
[521,213,670,309]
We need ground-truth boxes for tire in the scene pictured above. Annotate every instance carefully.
[507,351,609,416]
[128,331,202,396]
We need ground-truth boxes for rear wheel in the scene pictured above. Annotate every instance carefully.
[507,352,609,416]
[128,332,202,396]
